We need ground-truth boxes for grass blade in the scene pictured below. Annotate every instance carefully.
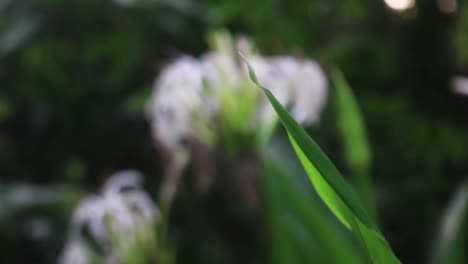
[261,137,366,263]
[242,55,400,263]
[331,67,377,221]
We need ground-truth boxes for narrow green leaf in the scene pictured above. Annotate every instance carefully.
[263,159,365,264]
[262,161,311,264]
[261,137,366,263]
[242,55,400,263]
[331,67,377,221]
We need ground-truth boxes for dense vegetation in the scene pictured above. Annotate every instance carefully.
[0,0,467,263]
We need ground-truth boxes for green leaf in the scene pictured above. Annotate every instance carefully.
[431,181,468,264]
[0,97,11,121]
[124,87,152,115]
[242,55,400,263]
[331,67,377,221]
[261,136,365,264]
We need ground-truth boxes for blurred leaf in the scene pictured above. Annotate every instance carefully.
[431,180,468,264]
[0,97,11,121]
[243,56,400,263]
[331,67,377,221]
[261,136,365,264]
[124,87,152,115]
[63,158,86,182]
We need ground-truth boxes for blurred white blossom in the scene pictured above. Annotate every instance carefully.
[249,55,293,128]
[59,240,92,264]
[146,33,328,153]
[289,60,328,125]
[146,56,216,152]
[59,170,159,264]
[201,51,241,91]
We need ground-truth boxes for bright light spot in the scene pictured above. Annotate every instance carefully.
[384,0,415,11]
[451,76,468,96]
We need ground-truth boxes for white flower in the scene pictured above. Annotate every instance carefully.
[59,170,159,263]
[249,56,292,106]
[154,56,205,110]
[146,34,329,153]
[201,51,241,92]
[272,56,303,78]
[58,240,92,264]
[247,56,293,127]
[289,60,328,125]
[146,56,208,150]
[102,170,143,193]
[251,56,328,127]
[71,195,109,248]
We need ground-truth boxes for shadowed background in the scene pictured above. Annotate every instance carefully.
[0,0,467,263]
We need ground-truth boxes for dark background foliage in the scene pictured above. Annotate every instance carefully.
[1,0,467,263]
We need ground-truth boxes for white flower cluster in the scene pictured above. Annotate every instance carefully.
[59,170,159,264]
[146,34,328,153]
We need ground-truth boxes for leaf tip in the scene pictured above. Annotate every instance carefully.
[238,51,259,85]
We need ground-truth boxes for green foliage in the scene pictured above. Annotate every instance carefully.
[331,67,377,221]
[2,0,468,263]
[261,136,365,263]
[454,3,468,67]
[244,57,400,263]
[431,181,468,264]
[0,97,11,121]
[203,0,377,54]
